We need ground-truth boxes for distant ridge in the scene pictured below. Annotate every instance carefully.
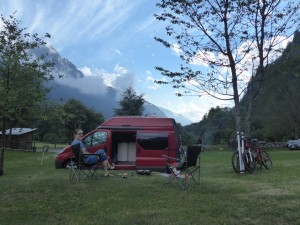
[37,45,192,125]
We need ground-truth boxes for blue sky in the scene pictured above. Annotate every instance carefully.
[0,0,247,123]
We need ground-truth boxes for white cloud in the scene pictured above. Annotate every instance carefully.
[79,66,93,76]
[189,50,218,67]
[55,75,108,96]
[0,0,142,51]
[115,49,122,55]
[171,43,182,56]
[153,94,234,123]
[78,65,135,100]
[146,75,160,90]
[114,64,128,74]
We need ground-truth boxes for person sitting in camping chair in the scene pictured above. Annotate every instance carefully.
[170,136,202,171]
[72,128,114,177]
[163,138,202,190]
[169,146,187,172]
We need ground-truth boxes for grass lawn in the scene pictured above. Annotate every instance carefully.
[33,142,68,151]
[0,149,300,225]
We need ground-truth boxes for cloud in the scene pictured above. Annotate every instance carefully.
[171,43,182,56]
[158,96,233,123]
[115,49,122,55]
[173,35,293,100]
[53,63,136,98]
[80,66,93,77]
[77,64,135,98]
[146,75,160,90]
[0,0,142,51]
[189,50,217,67]
[55,74,108,96]
[134,14,163,35]
[114,64,128,74]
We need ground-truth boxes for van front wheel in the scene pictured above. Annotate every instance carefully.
[64,160,77,170]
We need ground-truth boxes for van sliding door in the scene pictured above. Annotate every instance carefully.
[136,131,169,170]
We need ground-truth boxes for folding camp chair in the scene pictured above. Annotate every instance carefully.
[162,145,201,190]
[69,143,101,182]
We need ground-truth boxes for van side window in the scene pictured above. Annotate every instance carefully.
[137,132,168,150]
[83,131,107,147]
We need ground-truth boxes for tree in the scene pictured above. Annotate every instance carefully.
[185,106,235,144]
[114,86,145,116]
[58,99,104,140]
[36,99,105,142]
[154,0,300,135]
[0,13,54,176]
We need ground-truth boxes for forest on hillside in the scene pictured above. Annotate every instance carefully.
[184,31,300,145]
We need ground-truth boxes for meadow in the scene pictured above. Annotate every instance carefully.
[0,148,299,225]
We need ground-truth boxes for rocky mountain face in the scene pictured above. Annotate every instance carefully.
[32,45,84,79]
[39,45,192,125]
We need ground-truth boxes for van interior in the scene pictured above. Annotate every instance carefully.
[110,131,137,167]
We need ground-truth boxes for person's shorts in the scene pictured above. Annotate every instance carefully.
[83,149,107,164]
[96,149,107,162]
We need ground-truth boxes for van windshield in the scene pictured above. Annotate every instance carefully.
[83,131,107,147]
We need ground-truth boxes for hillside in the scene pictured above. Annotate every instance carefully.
[185,31,300,144]
[246,31,300,141]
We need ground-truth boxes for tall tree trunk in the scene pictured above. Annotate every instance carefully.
[244,98,253,138]
[0,118,6,176]
[231,65,241,133]
[293,120,299,139]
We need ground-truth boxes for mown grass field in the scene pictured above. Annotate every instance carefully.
[0,149,299,225]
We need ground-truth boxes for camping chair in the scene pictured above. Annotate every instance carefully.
[69,143,101,182]
[162,145,201,190]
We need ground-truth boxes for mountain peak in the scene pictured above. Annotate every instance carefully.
[43,45,192,125]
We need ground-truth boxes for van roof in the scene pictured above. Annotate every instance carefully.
[98,116,176,129]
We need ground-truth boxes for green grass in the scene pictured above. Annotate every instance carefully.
[33,141,69,150]
[1,149,300,225]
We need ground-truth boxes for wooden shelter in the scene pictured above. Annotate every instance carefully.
[0,128,37,151]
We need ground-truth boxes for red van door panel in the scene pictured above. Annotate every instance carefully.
[136,131,169,168]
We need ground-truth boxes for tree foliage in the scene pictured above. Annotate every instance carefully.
[114,86,145,116]
[0,13,54,176]
[0,14,54,124]
[35,99,104,143]
[185,106,235,145]
[155,0,300,134]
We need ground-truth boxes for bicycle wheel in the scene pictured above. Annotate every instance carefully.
[261,151,272,170]
[242,151,257,173]
[231,151,241,173]
[253,150,263,169]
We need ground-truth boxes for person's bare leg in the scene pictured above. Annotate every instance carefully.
[103,160,112,176]
[103,160,108,174]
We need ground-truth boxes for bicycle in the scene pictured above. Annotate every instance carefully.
[231,139,256,173]
[251,143,272,170]
[232,138,272,173]
[232,150,246,173]
[231,141,242,173]
[242,141,257,173]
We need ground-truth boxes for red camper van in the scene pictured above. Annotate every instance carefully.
[55,116,181,171]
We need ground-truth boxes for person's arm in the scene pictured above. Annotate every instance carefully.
[79,141,89,154]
